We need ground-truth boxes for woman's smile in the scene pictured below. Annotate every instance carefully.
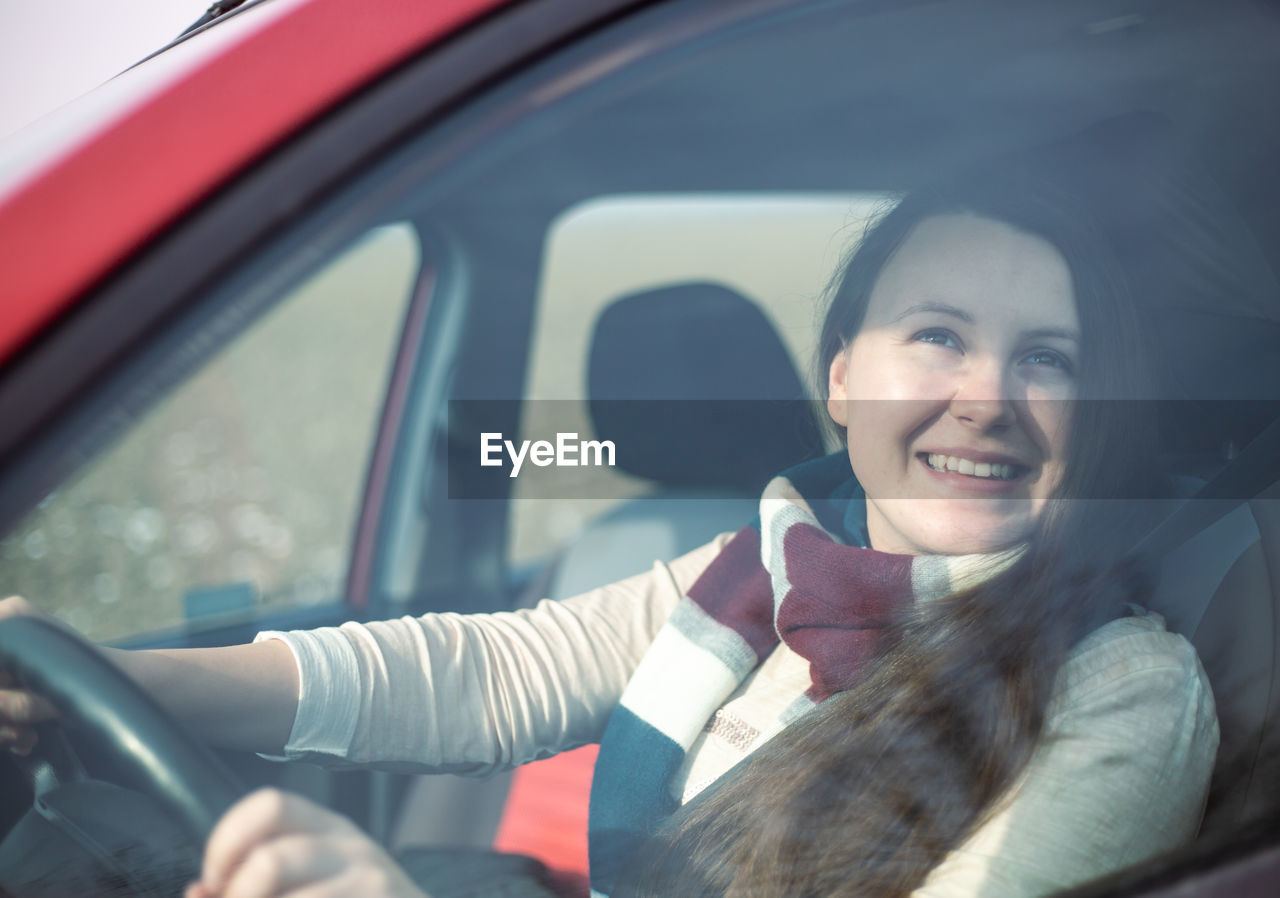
[918,451,1030,489]
[827,212,1079,555]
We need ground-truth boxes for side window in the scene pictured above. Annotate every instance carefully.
[507,194,888,565]
[0,225,418,642]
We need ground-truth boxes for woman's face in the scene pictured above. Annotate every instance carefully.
[827,213,1080,556]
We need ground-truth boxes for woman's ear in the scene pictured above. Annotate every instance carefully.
[827,346,850,427]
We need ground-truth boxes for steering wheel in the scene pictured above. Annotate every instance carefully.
[0,616,243,893]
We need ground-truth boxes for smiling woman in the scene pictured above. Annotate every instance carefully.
[610,161,1205,897]
[829,212,1081,555]
[0,157,1216,898]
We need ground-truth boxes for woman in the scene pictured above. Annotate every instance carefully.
[0,165,1217,898]
[607,172,1218,896]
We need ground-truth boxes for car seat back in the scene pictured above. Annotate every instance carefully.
[1150,481,1280,839]
[543,282,824,598]
[395,282,824,889]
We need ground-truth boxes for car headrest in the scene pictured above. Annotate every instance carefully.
[587,282,825,492]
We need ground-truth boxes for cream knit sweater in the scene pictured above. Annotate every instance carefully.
[258,532,1218,897]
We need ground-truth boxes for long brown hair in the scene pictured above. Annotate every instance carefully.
[614,165,1163,897]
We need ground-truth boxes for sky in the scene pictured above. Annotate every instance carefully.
[0,0,214,140]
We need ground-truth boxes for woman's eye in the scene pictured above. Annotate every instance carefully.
[1021,348,1073,374]
[912,328,960,350]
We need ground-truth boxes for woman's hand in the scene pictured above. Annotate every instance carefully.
[0,595,61,755]
[186,788,430,898]
[3,591,298,756]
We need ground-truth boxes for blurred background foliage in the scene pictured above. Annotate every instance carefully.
[0,226,415,642]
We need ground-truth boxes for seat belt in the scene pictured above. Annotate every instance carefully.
[1131,411,1280,560]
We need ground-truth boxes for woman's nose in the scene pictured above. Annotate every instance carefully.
[948,358,1015,430]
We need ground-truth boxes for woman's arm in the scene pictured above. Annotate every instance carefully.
[107,640,299,755]
[3,528,730,766]
[260,531,734,774]
[911,611,1218,898]
[0,595,300,756]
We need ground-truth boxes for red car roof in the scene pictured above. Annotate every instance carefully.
[0,0,508,366]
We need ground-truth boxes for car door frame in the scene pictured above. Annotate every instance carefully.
[0,0,661,836]
[5,0,1280,892]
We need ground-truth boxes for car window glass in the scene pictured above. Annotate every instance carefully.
[508,192,889,564]
[0,224,417,641]
[7,0,1276,888]
[364,1,1280,885]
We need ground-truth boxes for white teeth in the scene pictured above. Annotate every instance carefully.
[926,454,1019,480]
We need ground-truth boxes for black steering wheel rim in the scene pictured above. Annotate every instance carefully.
[0,616,243,843]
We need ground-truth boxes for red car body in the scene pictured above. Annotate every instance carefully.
[2,0,1279,895]
[0,0,507,362]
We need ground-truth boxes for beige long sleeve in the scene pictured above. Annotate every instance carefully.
[912,610,1219,897]
[255,532,734,774]
[259,540,1217,897]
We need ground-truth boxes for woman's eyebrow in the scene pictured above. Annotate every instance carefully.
[890,303,1080,342]
[891,302,974,323]
[1021,326,1081,343]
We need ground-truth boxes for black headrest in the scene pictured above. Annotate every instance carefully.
[587,282,825,491]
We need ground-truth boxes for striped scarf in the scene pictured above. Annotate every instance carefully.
[587,452,1012,896]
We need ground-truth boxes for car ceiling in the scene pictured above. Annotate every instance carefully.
[398,0,1280,463]
[424,0,1277,200]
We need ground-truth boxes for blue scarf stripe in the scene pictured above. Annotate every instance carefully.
[589,455,860,896]
[616,615,747,747]
[588,707,683,888]
[780,455,851,534]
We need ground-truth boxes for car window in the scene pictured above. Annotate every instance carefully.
[0,225,417,641]
[371,2,1280,887]
[6,0,1279,890]
[508,192,888,564]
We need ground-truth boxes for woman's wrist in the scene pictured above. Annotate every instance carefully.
[100,644,147,687]
[100,641,300,754]
[99,644,208,740]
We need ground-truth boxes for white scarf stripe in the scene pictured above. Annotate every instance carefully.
[765,503,816,625]
[759,475,812,563]
[618,623,745,748]
[913,551,1022,604]
[910,555,953,604]
[667,598,758,680]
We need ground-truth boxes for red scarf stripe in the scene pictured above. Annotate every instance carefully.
[774,524,914,701]
[685,525,780,661]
